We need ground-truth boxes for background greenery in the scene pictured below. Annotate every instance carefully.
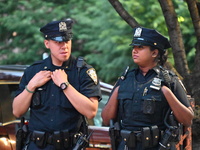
[0,0,195,84]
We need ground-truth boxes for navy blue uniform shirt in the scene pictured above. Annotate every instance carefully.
[115,66,190,130]
[15,56,101,133]
[116,66,190,150]
[135,67,190,108]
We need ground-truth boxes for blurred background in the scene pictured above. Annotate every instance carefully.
[0,0,196,84]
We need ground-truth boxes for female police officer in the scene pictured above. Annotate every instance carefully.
[101,27,194,150]
[13,19,101,150]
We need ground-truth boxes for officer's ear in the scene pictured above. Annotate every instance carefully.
[44,40,50,49]
[152,49,159,58]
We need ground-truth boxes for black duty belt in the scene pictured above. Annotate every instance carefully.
[120,125,162,149]
[29,130,80,149]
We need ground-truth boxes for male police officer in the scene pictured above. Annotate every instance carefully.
[13,18,101,150]
[102,27,194,150]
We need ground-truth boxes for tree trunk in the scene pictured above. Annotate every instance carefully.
[185,0,200,105]
[158,0,190,75]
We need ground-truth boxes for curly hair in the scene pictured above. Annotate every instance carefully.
[150,46,167,66]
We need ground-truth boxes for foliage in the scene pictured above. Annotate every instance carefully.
[0,0,196,84]
[0,0,74,64]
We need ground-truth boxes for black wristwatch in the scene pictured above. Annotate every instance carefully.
[60,82,69,90]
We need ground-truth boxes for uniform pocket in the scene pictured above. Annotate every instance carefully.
[31,87,46,109]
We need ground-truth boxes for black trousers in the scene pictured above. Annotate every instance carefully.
[23,141,74,150]
[117,140,159,150]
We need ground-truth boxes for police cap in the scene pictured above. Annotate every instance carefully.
[130,27,171,52]
[40,18,74,42]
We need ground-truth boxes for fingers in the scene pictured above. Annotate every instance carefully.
[37,71,52,82]
[30,70,67,88]
[30,71,52,87]
[51,69,66,76]
[51,69,68,86]
[44,71,52,80]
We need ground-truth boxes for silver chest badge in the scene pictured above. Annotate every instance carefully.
[150,77,161,90]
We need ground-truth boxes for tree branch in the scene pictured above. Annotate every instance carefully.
[107,0,139,28]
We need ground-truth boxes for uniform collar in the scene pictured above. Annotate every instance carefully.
[42,55,76,71]
[136,65,160,76]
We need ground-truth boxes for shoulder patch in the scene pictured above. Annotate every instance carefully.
[86,68,98,85]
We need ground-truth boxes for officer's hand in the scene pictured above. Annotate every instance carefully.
[28,70,52,90]
[51,69,68,87]
[161,85,171,95]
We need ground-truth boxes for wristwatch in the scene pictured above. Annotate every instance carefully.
[60,82,69,90]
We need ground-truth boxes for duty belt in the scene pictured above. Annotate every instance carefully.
[120,125,163,149]
[30,130,80,149]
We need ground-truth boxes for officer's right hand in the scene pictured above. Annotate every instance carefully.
[27,70,52,91]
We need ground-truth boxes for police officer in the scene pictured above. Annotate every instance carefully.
[101,27,194,150]
[13,19,101,150]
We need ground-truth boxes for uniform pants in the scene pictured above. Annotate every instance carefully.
[117,140,159,150]
[23,141,74,150]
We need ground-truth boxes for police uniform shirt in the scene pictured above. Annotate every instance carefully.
[117,67,190,130]
[135,67,190,107]
[135,67,156,82]
[15,56,101,133]
[137,67,190,106]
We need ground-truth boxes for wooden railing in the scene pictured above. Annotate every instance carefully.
[176,127,192,150]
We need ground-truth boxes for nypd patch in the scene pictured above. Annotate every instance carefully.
[87,68,98,85]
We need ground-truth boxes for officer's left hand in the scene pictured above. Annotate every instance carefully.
[161,85,171,95]
[51,69,68,87]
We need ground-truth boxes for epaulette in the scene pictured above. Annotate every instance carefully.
[120,66,130,80]
[168,70,176,77]
[158,66,176,76]
[76,56,85,71]
[30,60,44,66]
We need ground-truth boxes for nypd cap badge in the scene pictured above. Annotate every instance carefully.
[59,22,67,32]
[134,27,142,37]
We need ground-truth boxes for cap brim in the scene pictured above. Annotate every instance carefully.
[50,36,70,42]
[129,43,142,46]
[129,40,150,47]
